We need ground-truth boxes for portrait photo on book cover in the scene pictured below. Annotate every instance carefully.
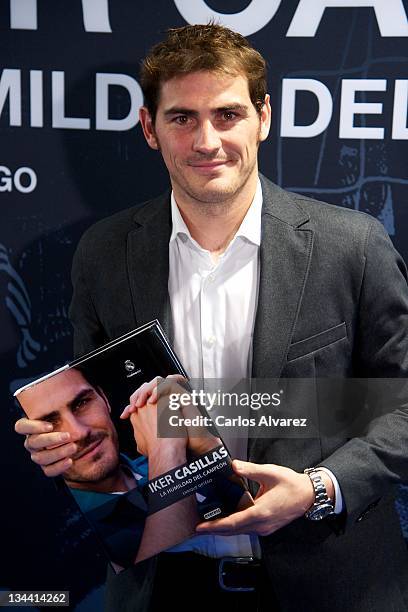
[14,323,253,572]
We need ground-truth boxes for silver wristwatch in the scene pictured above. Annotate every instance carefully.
[304,468,335,521]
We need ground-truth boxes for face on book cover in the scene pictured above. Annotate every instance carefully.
[21,368,121,491]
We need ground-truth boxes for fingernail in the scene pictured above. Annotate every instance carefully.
[45,424,53,431]
[60,433,70,441]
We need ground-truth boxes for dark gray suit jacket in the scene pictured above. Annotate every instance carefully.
[69,175,408,611]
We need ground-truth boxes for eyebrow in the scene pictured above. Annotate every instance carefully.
[163,104,249,117]
[39,388,94,423]
[216,104,249,113]
[40,410,60,424]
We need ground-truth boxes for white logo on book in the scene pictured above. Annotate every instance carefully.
[124,360,142,378]
[204,508,222,520]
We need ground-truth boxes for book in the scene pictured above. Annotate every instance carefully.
[14,320,253,571]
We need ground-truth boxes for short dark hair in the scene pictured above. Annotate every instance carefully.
[140,23,267,122]
[74,366,104,397]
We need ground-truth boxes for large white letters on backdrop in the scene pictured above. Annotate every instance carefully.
[8,0,408,36]
[174,0,408,37]
[281,78,408,140]
[173,0,281,36]
[95,74,143,131]
[287,0,408,37]
[0,69,21,126]
[0,70,142,130]
[281,79,333,138]
[0,166,37,193]
[3,1,407,134]
[9,0,112,32]
[339,80,386,139]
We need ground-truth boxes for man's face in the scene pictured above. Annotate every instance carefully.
[21,369,120,489]
[140,70,271,207]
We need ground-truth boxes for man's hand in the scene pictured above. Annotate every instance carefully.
[14,418,76,477]
[121,375,187,458]
[120,374,187,420]
[121,375,222,456]
[129,399,187,459]
[195,460,334,537]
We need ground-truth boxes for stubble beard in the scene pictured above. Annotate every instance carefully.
[157,130,260,216]
[64,451,119,487]
[174,157,258,217]
[64,431,121,488]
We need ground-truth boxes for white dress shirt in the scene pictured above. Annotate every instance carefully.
[166,179,342,558]
[169,184,262,385]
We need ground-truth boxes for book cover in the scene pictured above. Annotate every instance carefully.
[14,320,253,572]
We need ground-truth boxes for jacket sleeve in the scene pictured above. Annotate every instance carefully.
[321,218,408,528]
[69,234,107,358]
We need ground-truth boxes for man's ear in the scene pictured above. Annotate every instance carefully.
[259,94,272,143]
[139,106,159,150]
[97,386,111,413]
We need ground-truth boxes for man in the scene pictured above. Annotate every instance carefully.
[16,367,199,566]
[16,367,133,492]
[15,24,408,612]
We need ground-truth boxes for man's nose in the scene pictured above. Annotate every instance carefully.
[62,415,90,443]
[192,120,221,154]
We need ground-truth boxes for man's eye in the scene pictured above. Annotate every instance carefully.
[74,398,90,411]
[173,115,190,125]
[221,111,237,121]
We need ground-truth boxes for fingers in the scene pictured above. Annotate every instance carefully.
[129,377,163,409]
[30,442,78,467]
[124,374,188,416]
[232,459,278,484]
[195,506,259,535]
[147,374,188,405]
[24,431,71,452]
[120,381,158,419]
[15,417,75,477]
[42,457,73,478]
[119,404,135,420]
[195,500,277,536]
[121,377,160,418]
[254,483,265,500]
[146,386,158,405]
[16,418,73,454]
[15,418,53,436]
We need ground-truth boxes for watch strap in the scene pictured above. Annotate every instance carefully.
[304,467,335,520]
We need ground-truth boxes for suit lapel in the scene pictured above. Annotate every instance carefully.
[125,178,313,371]
[126,192,174,342]
[252,177,314,378]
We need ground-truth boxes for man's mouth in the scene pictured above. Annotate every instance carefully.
[187,160,233,174]
[188,160,230,168]
[74,437,104,460]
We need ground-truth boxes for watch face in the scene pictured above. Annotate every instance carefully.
[309,504,334,521]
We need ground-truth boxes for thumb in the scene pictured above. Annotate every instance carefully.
[120,404,137,419]
[232,459,278,484]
